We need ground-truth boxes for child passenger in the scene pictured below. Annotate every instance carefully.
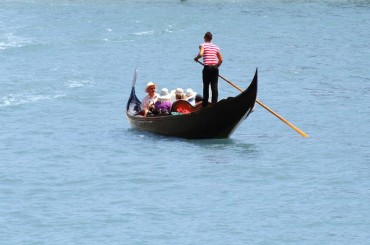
[171,88,186,101]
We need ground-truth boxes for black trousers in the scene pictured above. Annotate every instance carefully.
[202,65,219,107]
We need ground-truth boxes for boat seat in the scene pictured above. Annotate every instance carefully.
[171,100,201,114]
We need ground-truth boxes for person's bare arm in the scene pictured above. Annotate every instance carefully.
[216,51,223,67]
[194,45,204,61]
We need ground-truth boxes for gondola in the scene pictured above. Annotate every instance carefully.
[126,69,258,139]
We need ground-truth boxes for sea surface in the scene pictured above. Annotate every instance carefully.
[1,0,370,244]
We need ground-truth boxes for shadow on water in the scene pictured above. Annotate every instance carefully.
[190,138,258,155]
[122,128,258,155]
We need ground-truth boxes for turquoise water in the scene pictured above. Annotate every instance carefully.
[1,1,370,244]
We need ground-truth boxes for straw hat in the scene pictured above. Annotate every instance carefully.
[158,88,172,100]
[185,88,197,100]
[145,81,156,93]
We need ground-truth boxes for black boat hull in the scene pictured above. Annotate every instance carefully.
[126,70,257,139]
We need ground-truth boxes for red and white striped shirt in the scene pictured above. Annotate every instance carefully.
[201,42,220,65]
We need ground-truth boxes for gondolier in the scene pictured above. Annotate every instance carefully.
[194,32,223,108]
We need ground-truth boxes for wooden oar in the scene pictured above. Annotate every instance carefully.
[196,61,309,138]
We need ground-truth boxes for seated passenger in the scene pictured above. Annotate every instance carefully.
[171,88,186,101]
[185,88,198,106]
[154,88,172,115]
[195,94,204,105]
[141,81,159,116]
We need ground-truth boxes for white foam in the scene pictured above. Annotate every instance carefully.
[0,33,33,50]
[0,93,48,107]
[65,79,94,88]
[0,92,67,107]
[133,31,154,36]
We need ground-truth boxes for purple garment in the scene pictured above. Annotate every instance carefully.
[154,100,172,113]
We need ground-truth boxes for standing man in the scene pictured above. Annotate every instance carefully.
[194,32,223,108]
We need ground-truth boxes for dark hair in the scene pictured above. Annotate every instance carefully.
[195,94,203,103]
[204,32,213,40]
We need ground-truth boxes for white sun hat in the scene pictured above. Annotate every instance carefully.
[185,88,197,100]
[158,88,172,100]
[171,88,184,95]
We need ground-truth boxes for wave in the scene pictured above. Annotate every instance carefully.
[0,78,95,107]
[0,93,67,107]
[0,33,35,50]
[65,79,95,88]
[132,30,155,36]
